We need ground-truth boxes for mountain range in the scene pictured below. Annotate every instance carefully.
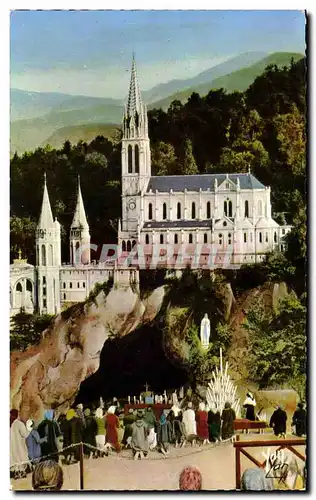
[10,51,304,154]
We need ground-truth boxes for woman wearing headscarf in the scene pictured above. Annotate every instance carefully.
[65,408,84,462]
[82,408,98,458]
[182,402,197,438]
[26,419,47,465]
[131,409,149,459]
[76,403,86,429]
[95,408,107,457]
[122,408,136,447]
[241,468,274,491]
[10,409,30,478]
[105,406,121,452]
[37,410,62,463]
[157,410,172,455]
[243,392,257,421]
[221,402,236,440]
[196,402,209,444]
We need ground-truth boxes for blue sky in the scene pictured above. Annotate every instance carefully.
[10,10,306,98]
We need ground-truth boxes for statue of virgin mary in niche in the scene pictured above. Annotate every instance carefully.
[200,313,211,348]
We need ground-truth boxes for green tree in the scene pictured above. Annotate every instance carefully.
[182,139,198,175]
[10,216,37,262]
[151,141,178,176]
[10,310,54,351]
[244,294,306,400]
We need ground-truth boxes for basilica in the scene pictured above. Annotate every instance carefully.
[10,57,291,317]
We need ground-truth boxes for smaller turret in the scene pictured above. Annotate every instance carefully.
[70,176,91,265]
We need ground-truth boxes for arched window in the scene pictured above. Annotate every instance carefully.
[163,203,167,220]
[126,241,132,252]
[228,233,232,245]
[259,232,262,243]
[274,232,277,243]
[70,282,73,289]
[191,202,196,219]
[43,277,46,285]
[77,282,80,288]
[265,233,268,243]
[122,241,126,252]
[132,240,137,248]
[258,200,263,216]
[135,145,139,173]
[224,201,228,216]
[128,145,133,173]
[244,232,247,243]
[63,282,66,289]
[16,282,22,292]
[26,280,32,292]
[207,202,211,219]
[204,233,207,243]
[148,203,153,220]
[245,200,249,218]
[228,201,233,217]
[218,233,223,245]
[189,233,193,244]
[145,234,149,244]
[177,203,181,220]
[49,244,53,265]
[174,234,178,244]
[83,282,85,288]
[160,234,164,244]
[41,245,46,266]
[63,293,66,300]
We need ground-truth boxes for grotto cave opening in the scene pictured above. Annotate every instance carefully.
[75,323,189,405]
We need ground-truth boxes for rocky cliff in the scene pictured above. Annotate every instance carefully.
[10,278,291,421]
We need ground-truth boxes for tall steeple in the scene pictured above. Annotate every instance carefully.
[38,173,54,229]
[70,176,90,265]
[71,176,89,230]
[123,55,148,140]
[126,54,143,117]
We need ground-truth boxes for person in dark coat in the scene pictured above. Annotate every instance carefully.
[208,408,221,442]
[292,403,306,437]
[157,411,172,455]
[37,410,62,463]
[221,402,236,440]
[144,406,157,432]
[65,409,84,463]
[122,409,136,447]
[167,410,176,444]
[82,408,98,458]
[270,406,287,437]
[173,411,186,447]
[131,410,149,459]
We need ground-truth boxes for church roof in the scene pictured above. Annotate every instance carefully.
[126,55,143,117]
[146,173,265,192]
[38,174,54,229]
[71,178,89,230]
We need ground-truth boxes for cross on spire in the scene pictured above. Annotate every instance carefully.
[127,54,143,117]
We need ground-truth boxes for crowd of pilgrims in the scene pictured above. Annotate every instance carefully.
[10,396,307,479]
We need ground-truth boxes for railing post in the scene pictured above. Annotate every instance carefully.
[235,434,241,490]
[79,442,84,490]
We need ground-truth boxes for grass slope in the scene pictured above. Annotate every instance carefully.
[150,52,304,111]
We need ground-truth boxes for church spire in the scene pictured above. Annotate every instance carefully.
[38,173,54,229]
[126,54,143,117]
[71,176,89,229]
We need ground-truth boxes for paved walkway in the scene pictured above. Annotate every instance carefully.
[11,433,305,491]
